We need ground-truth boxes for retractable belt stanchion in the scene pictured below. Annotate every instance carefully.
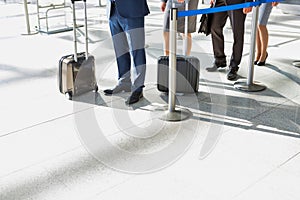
[183,0,189,56]
[22,0,38,35]
[160,6,192,122]
[158,0,282,120]
[234,0,266,92]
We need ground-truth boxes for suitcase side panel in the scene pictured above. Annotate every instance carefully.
[157,56,169,92]
[59,53,97,96]
[73,54,97,95]
[157,56,200,93]
[181,56,200,93]
[59,55,75,94]
[59,0,96,98]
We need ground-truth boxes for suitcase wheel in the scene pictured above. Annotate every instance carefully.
[65,91,73,100]
[94,85,98,92]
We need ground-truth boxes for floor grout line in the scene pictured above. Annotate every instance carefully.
[231,151,300,200]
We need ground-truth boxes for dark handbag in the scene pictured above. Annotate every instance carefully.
[198,4,214,36]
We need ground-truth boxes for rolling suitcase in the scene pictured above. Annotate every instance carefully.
[157,55,199,93]
[58,0,98,100]
[157,0,200,93]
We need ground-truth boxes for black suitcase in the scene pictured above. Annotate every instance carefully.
[157,55,199,93]
[58,0,98,100]
[157,1,200,94]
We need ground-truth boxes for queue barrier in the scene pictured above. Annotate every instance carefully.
[160,0,282,121]
[35,0,80,34]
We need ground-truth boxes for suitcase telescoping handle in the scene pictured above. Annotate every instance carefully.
[71,0,89,62]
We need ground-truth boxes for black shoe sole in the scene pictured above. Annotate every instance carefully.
[206,65,226,72]
[125,94,143,105]
[227,74,238,80]
[227,76,237,81]
[103,88,131,95]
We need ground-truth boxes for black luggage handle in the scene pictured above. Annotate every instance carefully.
[71,0,86,4]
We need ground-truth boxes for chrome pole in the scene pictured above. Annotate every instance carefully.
[72,0,78,62]
[168,7,177,112]
[22,0,37,35]
[159,5,192,121]
[234,1,266,92]
[247,3,258,86]
[83,0,89,60]
[24,0,30,34]
[183,0,189,56]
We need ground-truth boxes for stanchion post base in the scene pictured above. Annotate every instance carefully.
[292,60,300,68]
[21,31,38,36]
[234,80,266,92]
[159,107,192,122]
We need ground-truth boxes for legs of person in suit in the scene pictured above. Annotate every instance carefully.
[228,6,246,70]
[206,0,246,80]
[109,22,132,89]
[209,0,228,68]
[126,27,147,93]
[105,3,146,104]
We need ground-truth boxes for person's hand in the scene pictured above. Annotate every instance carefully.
[210,0,215,5]
[243,7,253,14]
[161,2,167,12]
[272,2,279,6]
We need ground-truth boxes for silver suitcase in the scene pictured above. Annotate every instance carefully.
[58,0,98,100]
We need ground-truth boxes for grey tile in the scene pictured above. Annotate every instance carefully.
[251,101,300,136]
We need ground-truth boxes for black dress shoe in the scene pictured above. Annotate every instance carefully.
[227,66,239,80]
[254,60,258,65]
[103,85,131,95]
[125,91,143,105]
[256,61,266,66]
[257,52,268,66]
[206,63,226,72]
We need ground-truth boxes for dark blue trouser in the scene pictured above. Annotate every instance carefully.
[109,4,146,92]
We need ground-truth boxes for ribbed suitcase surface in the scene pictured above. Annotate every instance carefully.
[58,0,97,100]
[157,56,200,93]
[59,53,96,96]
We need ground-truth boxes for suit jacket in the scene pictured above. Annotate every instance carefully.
[106,0,150,18]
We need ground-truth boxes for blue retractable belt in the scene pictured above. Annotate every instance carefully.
[178,0,282,17]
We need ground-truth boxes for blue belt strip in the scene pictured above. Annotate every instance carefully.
[177,0,282,17]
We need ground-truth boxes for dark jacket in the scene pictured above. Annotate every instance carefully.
[107,0,150,18]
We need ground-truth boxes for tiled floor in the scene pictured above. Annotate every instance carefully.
[0,1,299,200]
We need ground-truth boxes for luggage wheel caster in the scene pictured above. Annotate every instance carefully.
[94,85,98,92]
[65,92,73,100]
